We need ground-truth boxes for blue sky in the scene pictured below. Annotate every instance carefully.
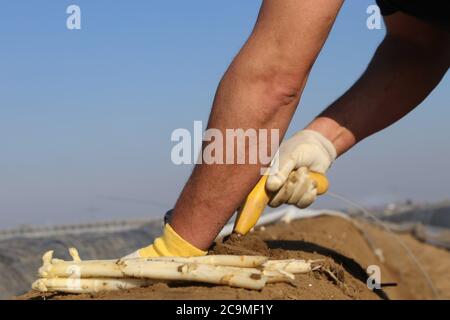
[0,1,448,228]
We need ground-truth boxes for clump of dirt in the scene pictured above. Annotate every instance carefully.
[17,215,450,300]
[211,233,270,256]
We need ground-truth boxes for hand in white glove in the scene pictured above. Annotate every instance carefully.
[266,129,337,208]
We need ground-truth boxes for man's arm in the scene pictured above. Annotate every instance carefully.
[169,0,344,250]
[307,12,450,156]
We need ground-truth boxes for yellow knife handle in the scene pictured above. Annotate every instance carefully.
[309,172,329,195]
[233,170,328,235]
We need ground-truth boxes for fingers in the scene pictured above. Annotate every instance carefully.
[265,129,335,208]
[296,183,317,208]
[269,168,306,207]
[266,154,296,192]
[266,139,332,192]
[285,168,309,204]
[268,168,317,208]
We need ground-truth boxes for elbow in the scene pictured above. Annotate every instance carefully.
[251,70,303,123]
[225,62,305,117]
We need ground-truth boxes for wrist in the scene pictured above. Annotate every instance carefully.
[305,117,356,156]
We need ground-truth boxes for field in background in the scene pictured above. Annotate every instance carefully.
[2,202,450,299]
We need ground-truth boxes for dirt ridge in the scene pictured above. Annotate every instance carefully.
[18,215,450,300]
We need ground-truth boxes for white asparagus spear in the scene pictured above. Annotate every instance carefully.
[263,259,313,274]
[39,251,269,278]
[121,260,268,290]
[38,261,269,291]
[32,278,153,294]
[39,251,273,290]
[263,270,295,282]
[70,247,268,268]
[132,255,268,267]
[32,270,294,293]
[34,249,312,292]
[39,250,124,278]
[39,259,125,279]
[39,260,293,288]
[68,247,81,262]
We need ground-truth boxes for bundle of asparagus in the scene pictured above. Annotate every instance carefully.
[32,248,315,293]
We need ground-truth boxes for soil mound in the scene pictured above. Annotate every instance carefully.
[18,215,450,300]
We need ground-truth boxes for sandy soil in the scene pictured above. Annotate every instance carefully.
[18,215,450,300]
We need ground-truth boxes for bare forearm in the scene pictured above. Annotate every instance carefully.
[170,64,300,250]
[170,0,343,250]
[308,18,450,156]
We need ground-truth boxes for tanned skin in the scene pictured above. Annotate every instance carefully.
[170,1,450,250]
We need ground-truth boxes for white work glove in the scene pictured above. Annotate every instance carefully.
[266,129,337,208]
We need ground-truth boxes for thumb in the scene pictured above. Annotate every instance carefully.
[266,153,296,192]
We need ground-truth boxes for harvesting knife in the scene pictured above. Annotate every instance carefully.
[233,170,329,235]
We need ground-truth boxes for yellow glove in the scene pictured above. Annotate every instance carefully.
[121,224,207,259]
